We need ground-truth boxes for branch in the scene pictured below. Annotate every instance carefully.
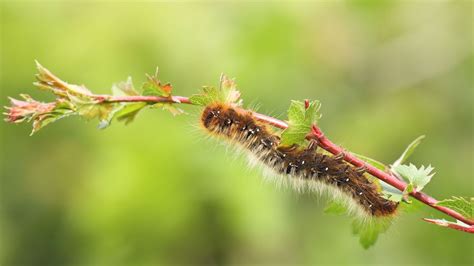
[105,95,474,229]
[95,95,192,104]
[308,125,474,229]
[85,94,474,228]
[4,64,472,233]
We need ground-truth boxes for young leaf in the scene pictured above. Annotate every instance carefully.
[142,68,173,97]
[34,61,92,98]
[391,135,425,169]
[67,94,112,121]
[352,218,392,249]
[5,94,54,124]
[219,74,241,104]
[382,190,404,203]
[30,100,77,135]
[108,102,146,125]
[436,196,473,219]
[189,74,241,106]
[189,87,218,106]
[280,100,321,146]
[393,163,435,192]
[4,94,78,135]
[19,63,122,132]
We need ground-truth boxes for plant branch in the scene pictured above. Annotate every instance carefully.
[5,86,473,232]
[91,94,474,228]
[94,95,192,104]
[105,96,474,230]
[308,125,474,228]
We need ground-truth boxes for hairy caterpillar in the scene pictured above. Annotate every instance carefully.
[201,103,398,218]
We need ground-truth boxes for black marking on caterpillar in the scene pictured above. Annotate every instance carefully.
[201,103,398,217]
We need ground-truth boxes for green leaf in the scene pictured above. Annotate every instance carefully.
[392,163,435,192]
[27,62,121,131]
[34,61,92,98]
[189,87,218,106]
[382,190,404,203]
[31,110,75,135]
[324,200,395,249]
[324,200,348,216]
[280,100,321,146]
[142,68,173,97]
[391,135,425,169]
[352,218,392,249]
[77,103,114,121]
[114,102,148,125]
[189,74,241,106]
[436,196,473,219]
[7,63,186,133]
[69,95,113,121]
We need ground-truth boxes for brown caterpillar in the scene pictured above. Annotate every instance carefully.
[201,103,398,218]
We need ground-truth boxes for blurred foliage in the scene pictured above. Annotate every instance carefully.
[1,1,473,265]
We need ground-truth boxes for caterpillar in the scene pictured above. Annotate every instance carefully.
[201,102,398,218]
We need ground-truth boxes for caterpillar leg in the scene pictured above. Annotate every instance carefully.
[306,139,319,151]
[333,151,346,162]
[355,165,367,175]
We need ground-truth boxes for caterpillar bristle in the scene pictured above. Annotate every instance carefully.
[201,103,398,218]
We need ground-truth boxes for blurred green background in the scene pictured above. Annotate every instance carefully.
[1,1,473,265]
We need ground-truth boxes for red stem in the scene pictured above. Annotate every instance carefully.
[87,94,474,228]
[96,95,192,104]
[309,125,474,227]
[423,218,474,233]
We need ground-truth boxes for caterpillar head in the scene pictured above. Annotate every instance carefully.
[201,103,225,131]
